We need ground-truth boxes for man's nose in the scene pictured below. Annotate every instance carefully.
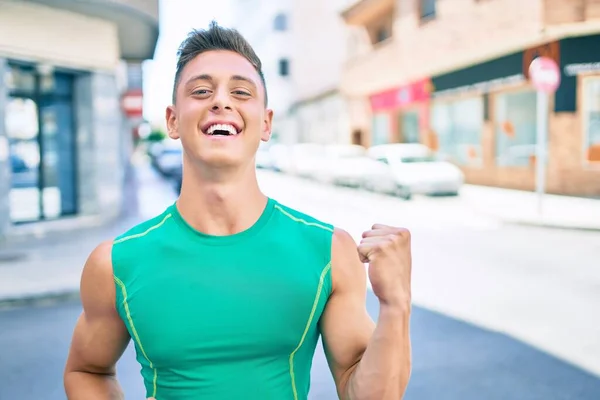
[211,89,232,111]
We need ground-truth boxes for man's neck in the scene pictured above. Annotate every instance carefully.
[175,161,268,236]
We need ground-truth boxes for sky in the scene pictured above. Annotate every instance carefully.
[142,0,233,128]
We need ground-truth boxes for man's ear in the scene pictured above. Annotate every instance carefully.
[261,108,274,142]
[166,105,179,139]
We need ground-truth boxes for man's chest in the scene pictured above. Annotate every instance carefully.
[118,248,329,368]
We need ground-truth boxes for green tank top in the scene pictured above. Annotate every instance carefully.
[112,197,334,400]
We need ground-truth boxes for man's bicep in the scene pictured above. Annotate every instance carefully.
[319,229,375,392]
[65,241,131,376]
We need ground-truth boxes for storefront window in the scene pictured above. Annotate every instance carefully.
[5,64,77,223]
[6,98,41,222]
[583,77,600,164]
[399,110,420,143]
[495,89,537,167]
[430,97,484,166]
[372,113,391,145]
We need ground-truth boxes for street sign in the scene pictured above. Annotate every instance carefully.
[529,56,561,93]
[121,89,144,118]
[528,56,561,217]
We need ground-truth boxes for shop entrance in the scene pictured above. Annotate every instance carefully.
[5,63,77,223]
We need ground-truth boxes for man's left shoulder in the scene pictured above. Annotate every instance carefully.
[272,201,334,234]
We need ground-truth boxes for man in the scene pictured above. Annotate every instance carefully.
[64,21,412,400]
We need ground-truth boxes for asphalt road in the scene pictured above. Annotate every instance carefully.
[1,167,599,399]
[1,294,600,400]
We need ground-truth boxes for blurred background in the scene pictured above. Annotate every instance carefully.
[1,0,600,399]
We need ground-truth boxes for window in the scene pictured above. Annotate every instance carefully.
[430,97,484,166]
[372,114,391,145]
[278,58,289,77]
[399,111,420,143]
[494,89,538,167]
[583,77,600,164]
[274,13,287,31]
[420,0,436,20]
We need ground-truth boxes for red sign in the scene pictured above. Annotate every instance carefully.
[121,89,144,118]
[529,57,561,93]
[370,79,432,112]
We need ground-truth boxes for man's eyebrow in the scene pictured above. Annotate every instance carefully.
[185,74,257,89]
[231,75,257,88]
[186,74,213,85]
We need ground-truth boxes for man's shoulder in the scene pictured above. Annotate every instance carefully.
[272,200,334,234]
[113,206,174,247]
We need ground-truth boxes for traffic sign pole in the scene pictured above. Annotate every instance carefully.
[528,57,561,218]
[535,90,548,216]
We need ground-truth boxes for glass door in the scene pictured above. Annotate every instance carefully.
[5,64,77,223]
[39,72,77,218]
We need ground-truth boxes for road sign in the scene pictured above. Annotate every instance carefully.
[529,57,561,93]
[121,89,144,118]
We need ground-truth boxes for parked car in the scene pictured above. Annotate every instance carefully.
[364,143,464,197]
[289,143,327,178]
[153,141,183,178]
[314,145,383,187]
[256,142,274,169]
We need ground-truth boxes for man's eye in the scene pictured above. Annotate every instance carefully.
[233,90,250,96]
[192,89,210,95]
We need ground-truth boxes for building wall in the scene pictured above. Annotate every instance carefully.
[0,58,9,237]
[0,1,120,71]
[74,72,126,218]
[291,0,350,101]
[231,0,295,120]
[343,0,600,98]
[292,91,352,144]
[287,0,355,145]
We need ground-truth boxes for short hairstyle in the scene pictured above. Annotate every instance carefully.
[172,20,268,106]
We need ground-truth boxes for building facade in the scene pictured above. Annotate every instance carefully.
[230,0,297,144]
[0,0,159,238]
[340,0,600,196]
[288,0,354,145]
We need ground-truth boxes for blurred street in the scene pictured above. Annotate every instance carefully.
[1,161,599,399]
[2,293,600,400]
[2,0,600,399]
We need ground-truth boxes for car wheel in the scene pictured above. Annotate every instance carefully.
[395,186,412,200]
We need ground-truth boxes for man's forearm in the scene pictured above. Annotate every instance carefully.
[64,371,124,400]
[345,303,412,400]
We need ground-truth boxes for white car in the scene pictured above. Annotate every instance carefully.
[256,142,274,169]
[364,144,464,197]
[314,145,383,187]
[288,143,327,178]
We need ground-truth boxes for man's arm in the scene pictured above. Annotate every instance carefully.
[320,228,411,400]
[64,240,131,399]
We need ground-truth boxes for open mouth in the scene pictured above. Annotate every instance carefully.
[204,123,240,136]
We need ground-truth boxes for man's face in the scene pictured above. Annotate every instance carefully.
[166,50,273,168]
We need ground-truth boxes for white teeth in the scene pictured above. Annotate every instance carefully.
[207,124,238,135]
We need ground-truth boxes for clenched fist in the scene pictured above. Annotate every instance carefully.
[358,224,412,308]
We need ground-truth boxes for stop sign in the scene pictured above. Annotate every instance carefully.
[529,57,561,93]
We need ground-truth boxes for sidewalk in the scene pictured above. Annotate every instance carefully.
[461,185,600,231]
[0,160,177,308]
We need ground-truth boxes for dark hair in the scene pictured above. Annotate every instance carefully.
[172,20,268,106]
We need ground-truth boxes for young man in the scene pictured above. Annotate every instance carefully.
[63,21,412,400]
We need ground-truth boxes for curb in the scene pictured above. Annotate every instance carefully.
[0,289,80,311]
[503,219,600,233]
[470,208,600,233]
